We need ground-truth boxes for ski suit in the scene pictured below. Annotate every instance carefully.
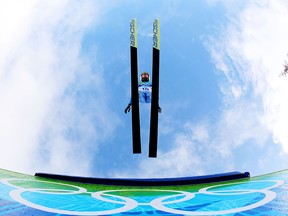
[130,81,152,104]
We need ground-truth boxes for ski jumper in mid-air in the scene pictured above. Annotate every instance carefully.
[125,72,162,113]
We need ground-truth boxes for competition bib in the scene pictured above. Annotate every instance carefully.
[139,82,152,92]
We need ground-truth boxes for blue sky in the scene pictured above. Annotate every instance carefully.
[1,0,288,178]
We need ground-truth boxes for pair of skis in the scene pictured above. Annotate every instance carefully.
[129,18,160,158]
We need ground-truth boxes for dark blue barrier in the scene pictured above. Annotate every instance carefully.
[35,171,250,186]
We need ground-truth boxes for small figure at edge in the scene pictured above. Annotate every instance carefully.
[125,72,162,113]
[281,61,288,77]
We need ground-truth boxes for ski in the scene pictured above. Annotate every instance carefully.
[149,19,160,158]
[130,18,141,154]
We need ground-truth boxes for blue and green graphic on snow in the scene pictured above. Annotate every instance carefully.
[0,168,288,215]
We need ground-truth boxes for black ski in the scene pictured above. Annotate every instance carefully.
[149,19,160,158]
[130,18,141,154]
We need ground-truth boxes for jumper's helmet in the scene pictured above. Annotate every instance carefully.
[141,72,150,82]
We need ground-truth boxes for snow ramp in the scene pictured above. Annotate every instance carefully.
[0,168,287,215]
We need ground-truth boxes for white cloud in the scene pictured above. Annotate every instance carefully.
[114,121,232,178]
[0,1,118,175]
[139,131,203,177]
[113,124,204,178]
[208,0,288,164]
